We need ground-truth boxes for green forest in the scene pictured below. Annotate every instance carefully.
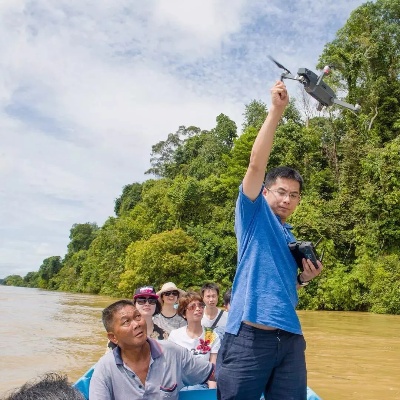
[3,0,400,314]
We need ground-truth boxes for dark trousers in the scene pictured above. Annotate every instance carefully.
[216,323,307,400]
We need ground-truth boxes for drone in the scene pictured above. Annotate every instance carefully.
[268,56,361,113]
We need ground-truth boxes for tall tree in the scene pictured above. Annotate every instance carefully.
[242,100,267,132]
[114,183,143,217]
[146,126,200,178]
[66,223,99,255]
[119,229,205,296]
[37,256,63,289]
[318,0,400,144]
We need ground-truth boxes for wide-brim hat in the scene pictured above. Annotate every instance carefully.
[133,286,159,299]
[156,282,186,296]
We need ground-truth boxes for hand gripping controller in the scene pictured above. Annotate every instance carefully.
[288,241,320,271]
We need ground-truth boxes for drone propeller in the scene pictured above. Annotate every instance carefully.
[267,55,292,75]
[268,55,361,114]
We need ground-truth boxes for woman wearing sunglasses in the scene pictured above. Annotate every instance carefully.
[133,286,168,340]
[153,282,187,334]
[168,291,221,390]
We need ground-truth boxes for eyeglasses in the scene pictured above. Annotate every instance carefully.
[267,188,300,201]
[163,290,179,297]
[136,297,158,305]
[186,302,206,311]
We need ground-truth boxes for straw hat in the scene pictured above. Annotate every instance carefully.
[156,282,186,296]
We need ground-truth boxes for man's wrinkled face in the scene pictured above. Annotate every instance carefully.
[107,305,147,348]
[263,177,301,223]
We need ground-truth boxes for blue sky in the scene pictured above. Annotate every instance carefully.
[0,0,368,278]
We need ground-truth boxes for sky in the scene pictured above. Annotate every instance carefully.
[0,0,368,279]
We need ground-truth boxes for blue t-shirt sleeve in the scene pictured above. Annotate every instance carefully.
[235,184,266,263]
[235,184,264,228]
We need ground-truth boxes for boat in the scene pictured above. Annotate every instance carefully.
[73,365,322,399]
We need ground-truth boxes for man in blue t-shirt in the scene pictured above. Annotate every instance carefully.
[217,81,323,400]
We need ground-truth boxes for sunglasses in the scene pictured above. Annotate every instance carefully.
[163,290,179,297]
[136,297,158,305]
[186,302,206,311]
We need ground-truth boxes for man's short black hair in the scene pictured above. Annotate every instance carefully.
[5,373,84,400]
[223,288,232,306]
[102,299,135,332]
[264,166,303,192]
[201,282,220,297]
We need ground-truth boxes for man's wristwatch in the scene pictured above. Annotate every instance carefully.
[297,274,310,286]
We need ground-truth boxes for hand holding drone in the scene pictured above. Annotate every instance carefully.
[268,56,361,113]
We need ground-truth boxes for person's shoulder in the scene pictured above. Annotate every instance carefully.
[158,338,188,355]
[201,314,211,324]
[169,326,185,337]
[158,339,176,349]
[97,348,115,363]
[92,350,115,377]
[237,183,264,203]
[173,324,186,331]
[214,309,228,321]
[153,313,163,321]
[174,313,186,322]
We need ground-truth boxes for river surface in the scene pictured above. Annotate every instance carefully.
[0,285,399,399]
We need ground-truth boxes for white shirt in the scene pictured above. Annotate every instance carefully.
[168,326,221,361]
[201,309,228,329]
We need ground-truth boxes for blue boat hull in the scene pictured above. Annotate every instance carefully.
[73,365,322,400]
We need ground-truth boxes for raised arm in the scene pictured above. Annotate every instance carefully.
[242,81,289,200]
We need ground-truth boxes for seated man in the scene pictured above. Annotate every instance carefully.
[89,299,215,400]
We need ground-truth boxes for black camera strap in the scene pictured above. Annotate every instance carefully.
[210,310,224,330]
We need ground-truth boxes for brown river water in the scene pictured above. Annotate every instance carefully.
[0,285,399,399]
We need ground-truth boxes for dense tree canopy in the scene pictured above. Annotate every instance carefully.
[3,0,400,314]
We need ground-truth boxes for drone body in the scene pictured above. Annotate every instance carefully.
[296,68,336,107]
[269,56,361,113]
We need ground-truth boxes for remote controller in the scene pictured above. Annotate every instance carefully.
[288,241,320,271]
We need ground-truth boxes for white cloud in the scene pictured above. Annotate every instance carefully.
[0,0,367,278]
